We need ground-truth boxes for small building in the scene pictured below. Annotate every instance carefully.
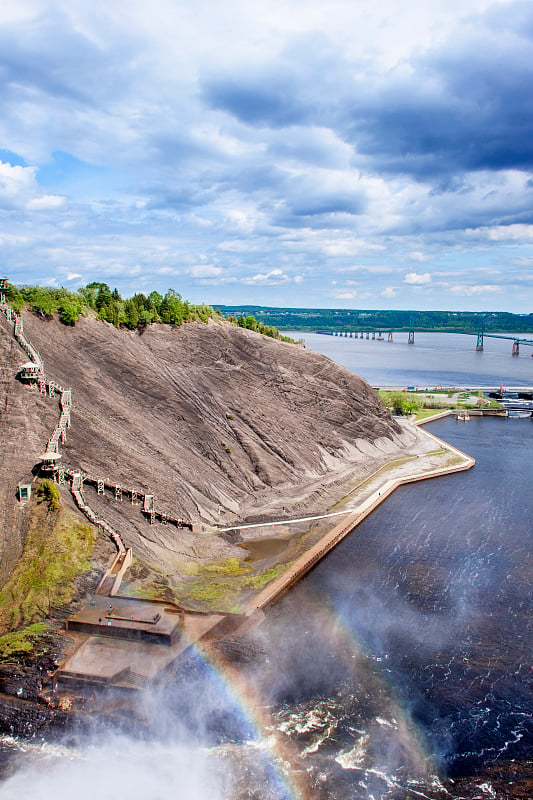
[0,277,8,291]
[19,361,42,382]
[39,451,62,472]
[18,483,31,502]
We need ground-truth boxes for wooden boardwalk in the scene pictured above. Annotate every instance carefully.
[0,291,193,567]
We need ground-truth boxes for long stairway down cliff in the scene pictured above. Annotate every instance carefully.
[2,296,416,576]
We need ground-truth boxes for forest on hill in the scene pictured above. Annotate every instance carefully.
[216,305,533,334]
[2,282,291,341]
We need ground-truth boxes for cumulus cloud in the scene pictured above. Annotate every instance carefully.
[242,269,291,285]
[0,161,65,211]
[0,0,531,309]
[404,272,431,285]
[27,194,66,210]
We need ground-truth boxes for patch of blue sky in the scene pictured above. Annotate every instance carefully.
[0,149,27,167]
[37,151,124,196]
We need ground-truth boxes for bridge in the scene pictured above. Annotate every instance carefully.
[316,318,533,356]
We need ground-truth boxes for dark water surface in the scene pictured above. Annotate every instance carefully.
[302,415,532,774]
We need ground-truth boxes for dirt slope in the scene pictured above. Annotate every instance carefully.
[1,312,413,577]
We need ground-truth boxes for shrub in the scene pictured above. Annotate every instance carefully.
[37,479,61,510]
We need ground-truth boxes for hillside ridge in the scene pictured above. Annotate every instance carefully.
[1,308,413,585]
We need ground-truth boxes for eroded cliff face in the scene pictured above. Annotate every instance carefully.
[0,322,58,586]
[1,312,413,576]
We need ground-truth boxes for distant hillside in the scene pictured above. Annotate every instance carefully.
[216,305,533,334]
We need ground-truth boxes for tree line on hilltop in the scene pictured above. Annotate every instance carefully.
[3,282,292,342]
[216,305,533,334]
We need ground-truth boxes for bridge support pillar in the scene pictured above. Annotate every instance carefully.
[372,331,375,340]
[476,322,484,351]
[512,340,519,356]
[388,331,393,342]
[408,315,415,344]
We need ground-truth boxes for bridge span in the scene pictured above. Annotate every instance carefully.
[316,326,533,356]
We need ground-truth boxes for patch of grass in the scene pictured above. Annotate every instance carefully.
[203,557,250,578]
[414,409,448,421]
[0,501,96,637]
[0,623,48,661]
[185,557,283,611]
[127,581,175,602]
[445,455,466,467]
[246,565,282,589]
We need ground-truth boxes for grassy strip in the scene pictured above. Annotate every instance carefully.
[0,498,95,659]
[414,409,448,421]
[0,623,48,660]
[184,558,283,611]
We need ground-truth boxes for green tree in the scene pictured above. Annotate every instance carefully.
[58,296,82,325]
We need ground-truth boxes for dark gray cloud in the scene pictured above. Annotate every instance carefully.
[201,4,533,180]
[0,10,142,109]
[0,0,532,311]
[202,79,308,128]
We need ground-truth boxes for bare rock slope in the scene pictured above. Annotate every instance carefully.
[2,313,413,575]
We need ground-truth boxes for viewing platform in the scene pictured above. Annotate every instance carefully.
[66,596,182,646]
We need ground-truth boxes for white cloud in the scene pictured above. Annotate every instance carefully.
[66,272,82,280]
[404,272,431,285]
[332,290,357,299]
[408,251,430,262]
[449,284,501,296]
[465,224,533,243]
[242,268,290,285]
[27,194,66,210]
[0,1,531,311]
[0,161,65,211]
[189,264,223,278]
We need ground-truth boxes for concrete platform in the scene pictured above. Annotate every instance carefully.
[66,595,182,645]
[57,602,228,690]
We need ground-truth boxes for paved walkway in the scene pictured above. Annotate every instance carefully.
[244,422,475,615]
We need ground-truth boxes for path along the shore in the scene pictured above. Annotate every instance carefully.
[244,417,474,615]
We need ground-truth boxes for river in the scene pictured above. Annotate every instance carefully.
[290,330,533,388]
[0,334,531,799]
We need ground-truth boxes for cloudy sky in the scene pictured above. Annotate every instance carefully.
[0,0,532,311]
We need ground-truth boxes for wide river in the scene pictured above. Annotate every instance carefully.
[290,330,533,388]
[0,332,531,799]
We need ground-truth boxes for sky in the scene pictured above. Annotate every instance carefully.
[0,0,532,312]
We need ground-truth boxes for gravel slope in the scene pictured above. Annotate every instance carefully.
[2,313,414,576]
